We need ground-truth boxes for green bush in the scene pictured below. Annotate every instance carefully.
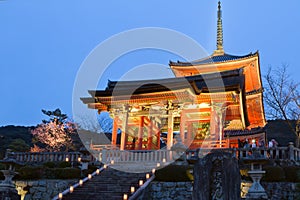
[283,166,300,182]
[0,171,4,180]
[57,161,71,168]
[43,162,56,168]
[154,165,193,182]
[55,168,80,179]
[44,168,80,179]
[0,163,5,170]
[262,166,285,182]
[82,165,98,177]
[17,166,44,180]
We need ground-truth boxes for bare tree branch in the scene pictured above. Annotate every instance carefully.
[263,65,300,146]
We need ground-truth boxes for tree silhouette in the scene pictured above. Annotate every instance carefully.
[264,65,300,146]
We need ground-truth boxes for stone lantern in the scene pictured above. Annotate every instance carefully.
[171,137,188,165]
[0,150,23,200]
[242,149,268,199]
[79,146,91,171]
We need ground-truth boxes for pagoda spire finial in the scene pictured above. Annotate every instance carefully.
[214,1,225,55]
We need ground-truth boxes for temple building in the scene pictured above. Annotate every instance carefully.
[81,2,266,150]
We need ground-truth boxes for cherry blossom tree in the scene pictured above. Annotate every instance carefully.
[31,109,77,152]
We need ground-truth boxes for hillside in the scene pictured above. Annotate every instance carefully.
[0,125,33,158]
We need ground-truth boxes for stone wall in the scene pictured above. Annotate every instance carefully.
[142,181,192,200]
[15,179,77,200]
[241,181,299,200]
[144,181,299,200]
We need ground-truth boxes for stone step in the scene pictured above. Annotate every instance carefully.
[62,167,147,200]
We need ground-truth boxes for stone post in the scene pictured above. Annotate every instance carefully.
[193,151,240,200]
[288,142,295,161]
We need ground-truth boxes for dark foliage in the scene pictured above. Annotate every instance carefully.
[0,125,33,159]
[283,166,300,182]
[266,120,297,146]
[57,161,72,168]
[154,164,193,182]
[262,166,285,182]
[15,165,81,180]
[45,168,81,179]
[16,166,44,180]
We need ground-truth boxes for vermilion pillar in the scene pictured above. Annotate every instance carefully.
[111,116,118,146]
[147,117,153,150]
[138,116,144,150]
[120,108,129,150]
[180,111,185,144]
[167,111,174,150]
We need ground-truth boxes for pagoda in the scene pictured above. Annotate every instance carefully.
[81,1,266,150]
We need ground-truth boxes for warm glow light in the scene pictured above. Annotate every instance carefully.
[65,157,69,162]
[146,173,150,179]
[69,186,74,193]
[139,180,143,186]
[123,194,128,200]
[252,139,256,144]
[130,186,135,193]
[96,169,100,175]
[111,160,115,165]
[79,179,83,186]
[78,157,81,162]
[88,174,92,179]
[162,158,166,163]
[156,163,160,167]
[104,164,107,169]
[58,193,63,199]
[152,168,155,174]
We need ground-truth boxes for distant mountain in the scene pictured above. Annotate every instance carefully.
[0,125,33,159]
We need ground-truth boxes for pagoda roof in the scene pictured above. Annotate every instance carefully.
[169,51,258,66]
[84,68,244,99]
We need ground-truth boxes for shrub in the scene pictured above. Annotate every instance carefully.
[283,166,300,182]
[154,164,193,182]
[262,166,285,182]
[57,161,71,168]
[53,168,81,179]
[0,171,4,180]
[43,162,56,168]
[82,165,98,176]
[240,168,251,181]
[0,163,5,170]
[17,166,44,180]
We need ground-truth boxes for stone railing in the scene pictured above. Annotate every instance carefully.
[6,152,82,163]
[186,143,300,162]
[236,145,300,161]
[129,174,155,200]
[6,143,300,165]
[99,149,175,164]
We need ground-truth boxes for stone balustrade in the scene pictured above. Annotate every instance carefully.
[6,152,82,163]
[6,143,300,165]
[186,143,300,162]
[99,149,174,164]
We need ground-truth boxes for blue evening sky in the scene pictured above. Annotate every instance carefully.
[0,0,299,126]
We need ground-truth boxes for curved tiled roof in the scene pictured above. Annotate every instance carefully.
[169,51,258,66]
[85,69,244,97]
[224,126,265,137]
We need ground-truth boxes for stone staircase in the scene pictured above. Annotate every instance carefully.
[62,167,147,200]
